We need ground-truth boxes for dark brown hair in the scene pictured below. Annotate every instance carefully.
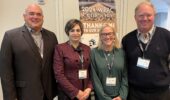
[65,19,84,36]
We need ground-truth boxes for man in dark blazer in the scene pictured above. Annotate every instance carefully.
[0,4,58,100]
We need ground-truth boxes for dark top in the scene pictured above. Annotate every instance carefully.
[122,26,170,89]
[53,41,93,99]
[0,25,58,100]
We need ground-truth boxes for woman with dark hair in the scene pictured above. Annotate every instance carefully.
[53,19,93,100]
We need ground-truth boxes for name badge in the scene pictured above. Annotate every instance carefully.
[137,57,150,69]
[78,69,87,79]
[106,77,116,86]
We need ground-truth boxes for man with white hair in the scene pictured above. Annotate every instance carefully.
[122,1,170,100]
[0,4,58,100]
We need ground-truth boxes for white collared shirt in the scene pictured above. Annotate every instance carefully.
[26,25,44,58]
[137,26,155,44]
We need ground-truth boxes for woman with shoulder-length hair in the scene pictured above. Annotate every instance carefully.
[91,24,128,100]
[53,19,93,100]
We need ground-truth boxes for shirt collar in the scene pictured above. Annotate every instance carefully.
[137,25,155,37]
[25,24,42,35]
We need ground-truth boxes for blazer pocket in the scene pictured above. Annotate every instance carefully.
[15,81,26,87]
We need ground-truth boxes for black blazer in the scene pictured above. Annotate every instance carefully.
[0,25,58,100]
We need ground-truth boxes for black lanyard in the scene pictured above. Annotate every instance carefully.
[79,53,84,69]
[68,41,84,69]
[103,51,114,75]
[137,37,151,58]
[137,27,156,58]
[137,34,155,58]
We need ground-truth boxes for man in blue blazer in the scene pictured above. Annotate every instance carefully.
[0,4,58,100]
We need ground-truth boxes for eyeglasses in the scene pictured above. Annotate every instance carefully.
[101,32,114,37]
[70,29,81,32]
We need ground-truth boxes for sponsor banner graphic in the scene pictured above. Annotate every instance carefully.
[79,0,116,48]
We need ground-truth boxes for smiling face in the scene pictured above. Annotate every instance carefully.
[23,4,44,32]
[68,24,82,43]
[100,26,115,49]
[135,3,155,33]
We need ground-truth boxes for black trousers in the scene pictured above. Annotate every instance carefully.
[127,86,170,100]
[43,95,48,100]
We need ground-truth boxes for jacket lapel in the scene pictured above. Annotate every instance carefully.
[22,26,42,60]
[41,30,50,68]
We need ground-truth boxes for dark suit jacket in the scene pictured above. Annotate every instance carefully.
[0,25,58,100]
[53,42,93,100]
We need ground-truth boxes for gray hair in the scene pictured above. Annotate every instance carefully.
[135,1,156,15]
